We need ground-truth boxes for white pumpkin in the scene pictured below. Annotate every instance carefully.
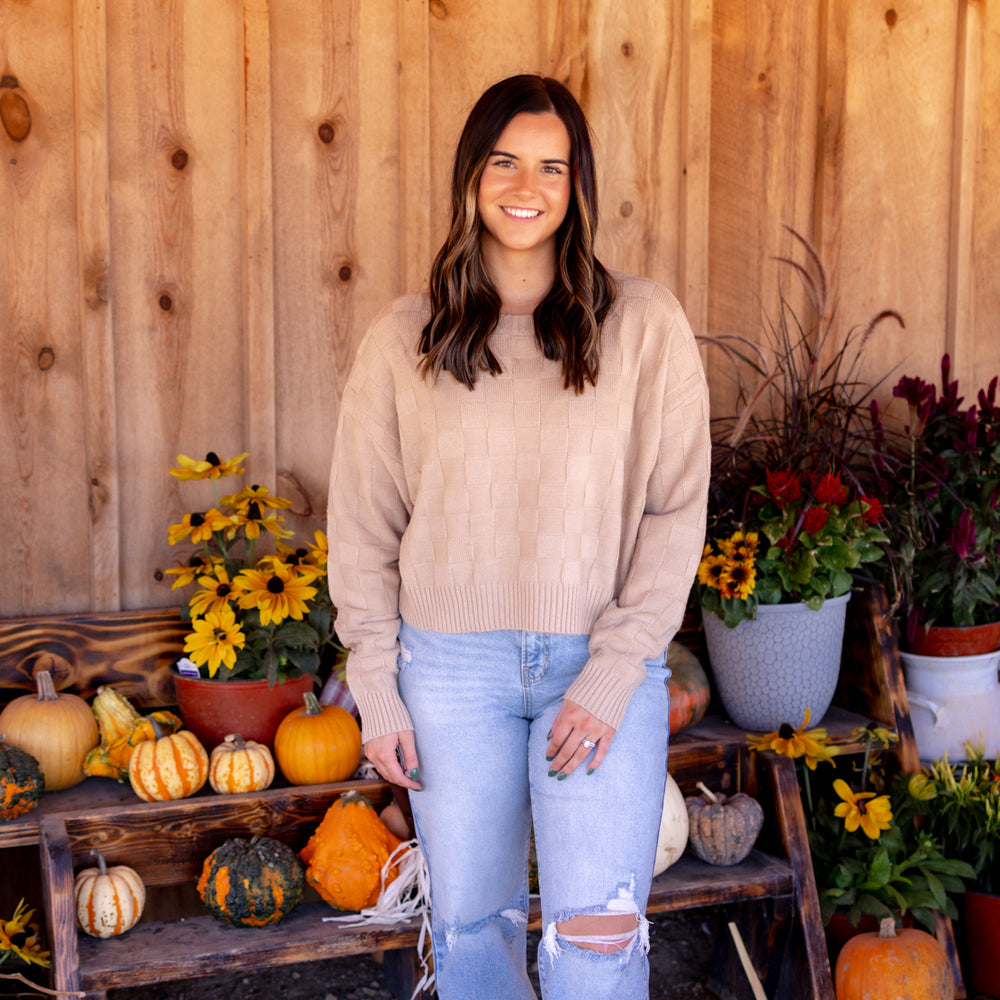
[653,773,689,875]
[74,851,146,938]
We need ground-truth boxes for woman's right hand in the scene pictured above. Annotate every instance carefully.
[363,730,423,790]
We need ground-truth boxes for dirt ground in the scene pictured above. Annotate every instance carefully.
[109,910,726,1000]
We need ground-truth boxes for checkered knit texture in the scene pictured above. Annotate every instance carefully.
[328,273,711,742]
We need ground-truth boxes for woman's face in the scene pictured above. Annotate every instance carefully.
[476,111,572,263]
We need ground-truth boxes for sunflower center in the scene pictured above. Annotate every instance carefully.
[216,584,232,597]
[267,577,285,594]
[246,501,262,521]
[206,451,221,466]
[778,723,795,739]
[191,513,206,527]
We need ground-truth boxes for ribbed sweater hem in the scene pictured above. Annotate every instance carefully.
[399,583,612,636]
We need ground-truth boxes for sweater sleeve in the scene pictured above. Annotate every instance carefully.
[327,323,415,743]
[563,298,710,729]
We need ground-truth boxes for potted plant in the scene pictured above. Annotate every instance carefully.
[747,719,976,967]
[907,739,1000,994]
[695,228,897,731]
[869,355,1000,652]
[164,450,343,748]
[868,362,1000,761]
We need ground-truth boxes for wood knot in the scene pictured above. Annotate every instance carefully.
[338,264,353,282]
[885,8,897,27]
[621,41,634,58]
[171,148,189,170]
[317,121,336,144]
[158,293,173,311]
[37,346,55,371]
[0,89,31,142]
[429,0,447,18]
[153,569,165,581]
[619,201,634,218]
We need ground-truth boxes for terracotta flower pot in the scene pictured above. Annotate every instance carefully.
[963,889,1000,996]
[903,621,1000,657]
[171,671,314,751]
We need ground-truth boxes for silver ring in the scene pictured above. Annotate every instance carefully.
[581,738,597,749]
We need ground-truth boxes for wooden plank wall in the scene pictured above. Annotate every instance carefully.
[1,0,997,619]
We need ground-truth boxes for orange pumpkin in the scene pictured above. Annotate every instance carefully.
[208,733,275,794]
[127,722,208,801]
[0,670,99,791]
[300,791,406,911]
[666,642,711,735]
[274,693,361,786]
[835,916,954,1000]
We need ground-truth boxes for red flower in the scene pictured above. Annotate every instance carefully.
[814,473,847,506]
[861,496,884,524]
[766,469,802,507]
[802,507,829,535]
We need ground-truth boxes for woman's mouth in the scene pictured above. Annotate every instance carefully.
[501,206,542,219]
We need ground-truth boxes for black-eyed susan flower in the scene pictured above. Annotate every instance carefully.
[697,552,728,590]
[183,607,246,677]
[720,560,756,600]
[234,563,317,626]
[188,565,238,618]
[231,500,293,542]
[170,451,249,481]
[220,484,293,513]
[746,708,839,770]
[0,899,51,968]
[833,778,893,839]
[163,554,214,589]
[167,508,235,546]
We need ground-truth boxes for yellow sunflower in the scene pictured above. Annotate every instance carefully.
[188,565,238,618]
[0,899,51,968]
[719,559,756,600]
[168,508,235,546]
[697,552,727,590]
[230,501,293,542]
[235,563,317,626]
[719,530,759,561]
[183,606,246,677]
[833,778,893,839]
[170,451,249,481]
[746,708,839,769]
[220,484,293,513]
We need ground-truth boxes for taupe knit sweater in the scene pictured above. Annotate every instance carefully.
[327,273,710,742]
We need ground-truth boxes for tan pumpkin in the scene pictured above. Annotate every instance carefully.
[685,781,763,866]
[0,670,99,791]
[300,790,406,910]
[74,850,146,938]
[274,693,362,786]
[653,773,689,875]
[127,721,208,801]
[835,916,954,1000]
[208,733,275,794]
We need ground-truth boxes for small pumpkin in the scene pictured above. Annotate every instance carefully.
[0,670,100,791]
[208,733,275,794]
[653,773,689,875]
[835,916,954,1000]
[0,737,44,821]
[685,781,763,866]
[666,642,711,735]
[84,706,185,783]
[300,790,406,911]
[274,693,362,786]
[197,835,305,927]
[74,850,146,938]
[127,720,208,801]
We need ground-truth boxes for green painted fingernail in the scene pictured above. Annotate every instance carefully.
[548,768,557,777]
[545,754,554,762]
[556,772,568,781]
[409,768,420,780]
[587,768,596,776]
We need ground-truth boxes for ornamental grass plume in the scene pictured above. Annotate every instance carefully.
[165,451,342,685]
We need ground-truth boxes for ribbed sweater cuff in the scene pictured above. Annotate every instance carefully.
[353,688,414,745]
[563,660,640,731]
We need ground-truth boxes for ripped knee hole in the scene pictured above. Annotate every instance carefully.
[555,912,640,954]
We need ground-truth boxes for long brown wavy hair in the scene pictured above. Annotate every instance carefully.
[419,75,617,394]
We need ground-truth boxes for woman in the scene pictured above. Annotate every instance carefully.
[327,74,710,1000]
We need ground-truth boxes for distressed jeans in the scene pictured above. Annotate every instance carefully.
[396,620,670,1000]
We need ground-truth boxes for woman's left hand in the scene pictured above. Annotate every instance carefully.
[546,699,616,777]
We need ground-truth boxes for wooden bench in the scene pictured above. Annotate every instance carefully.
[0,584,921,1000]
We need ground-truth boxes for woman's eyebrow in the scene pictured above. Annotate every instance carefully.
[488,148,570,166]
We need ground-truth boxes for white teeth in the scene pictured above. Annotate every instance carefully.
[503,207,541,219]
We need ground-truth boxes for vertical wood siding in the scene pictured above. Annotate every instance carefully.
[0,0,996,616]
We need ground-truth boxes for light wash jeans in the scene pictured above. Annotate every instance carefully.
[396,620,670,1000]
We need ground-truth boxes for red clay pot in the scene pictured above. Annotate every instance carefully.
[171,671,314,750]
[963,889,1000,997]
[904,621,1000,657]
